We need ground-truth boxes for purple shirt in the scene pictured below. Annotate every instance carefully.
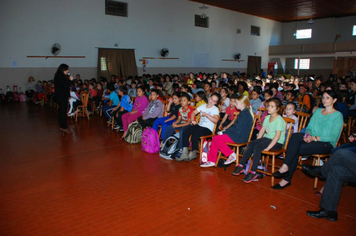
[133,95,149,114]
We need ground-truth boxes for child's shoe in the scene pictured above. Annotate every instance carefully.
[224,153,237,165]
[231,164,244,176]
[242,171,258,183]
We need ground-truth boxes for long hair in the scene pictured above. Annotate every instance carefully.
[55,64,69,76]
[323,89,338,109]
[237,95,254,118]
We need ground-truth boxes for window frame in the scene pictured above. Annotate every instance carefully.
[296,29,312,39]
[294,58,310,70]
[353,25,356,36]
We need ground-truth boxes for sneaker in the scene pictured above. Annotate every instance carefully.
[107,120,112,124]
[67,113,75,117]
[113,125,121,130]
[200,161,215,168]
[119,128,124,132]
[301,156,309,161]
[224,153,237,165]
[242,172,258,183]
[231,165,244,176]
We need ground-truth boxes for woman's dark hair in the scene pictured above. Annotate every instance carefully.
[55,63,69,75]
[266,98,283,114]
[120,85,128,95]
[323,89,338,109]
[196,91,207,103]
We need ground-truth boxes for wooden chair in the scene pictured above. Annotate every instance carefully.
[295,111,311,132]
[297,101,306,112]
[347,116,356,137]
[257,117,295,186]
[214,114,259,167]
[298,124,346,189]
[75,92,90,122]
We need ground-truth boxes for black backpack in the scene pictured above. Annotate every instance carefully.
[159,133,180,160]
[303,93,316,113]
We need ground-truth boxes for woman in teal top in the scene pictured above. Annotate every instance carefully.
[272,90,344,189]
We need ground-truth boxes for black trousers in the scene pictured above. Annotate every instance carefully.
[239,137,282,172]
[137,117,157,130]
[182,125,211,151]
[320,149,356,211]
[114,110,128,127]
[58,99,68,129]
[283,133,333,182]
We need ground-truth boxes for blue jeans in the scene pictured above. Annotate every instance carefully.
[163,124,190,149]
[152,117,175,139]
[331,142,356,154]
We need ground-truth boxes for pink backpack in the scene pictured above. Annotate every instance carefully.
[141,127,160,153]
[19,93,26,102]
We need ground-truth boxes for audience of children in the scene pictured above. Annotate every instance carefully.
[137,89,163,130]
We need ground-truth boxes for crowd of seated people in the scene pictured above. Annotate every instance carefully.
[28,71,356,220]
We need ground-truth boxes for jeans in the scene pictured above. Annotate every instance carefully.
[102,105,116,119]
[320,149,356,211]
[331,142,356,154]
[152,117,175,139]
[182,125,212,151]
[283,133,333,182]
[239,137,282,172]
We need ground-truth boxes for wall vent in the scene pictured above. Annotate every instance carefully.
[195,15,209,28]
[105,0,128,17]
[251,25,260,36]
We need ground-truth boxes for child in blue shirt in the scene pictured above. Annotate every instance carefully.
[113,86,133,130]
[102,83,120,120]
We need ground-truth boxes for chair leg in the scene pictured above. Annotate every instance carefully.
[75,108,78,122]
[313,157,321,190]
[215,152,222,167]
[271,155,275,186]
[235,147,240,166]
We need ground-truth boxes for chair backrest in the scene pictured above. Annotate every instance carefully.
[161,100,169,116]
[190,99,196,106]
[282,117,295,149]
[295,111,311,132]
[130,97,136,102]
[335,123,347,147]
[297,101,306,112]
[247,114,259,142]
[257,107,266,120]
[80,92,89,107]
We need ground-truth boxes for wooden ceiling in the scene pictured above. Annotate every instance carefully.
[191,0,356,22]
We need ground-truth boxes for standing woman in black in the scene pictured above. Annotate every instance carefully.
[54,64,73,134]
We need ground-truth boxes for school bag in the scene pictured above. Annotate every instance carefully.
[19,93,26,102]
[200,139,212,165]
[302,93,316,113]
[141,127,160,153]
[243,160,267,179]
[124,121,142,144]
[159,133,180,160]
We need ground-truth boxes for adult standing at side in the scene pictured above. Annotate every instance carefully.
[54,64,73,134]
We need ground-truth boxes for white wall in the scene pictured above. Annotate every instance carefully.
[0,0,281,90]
[281,16,356,45]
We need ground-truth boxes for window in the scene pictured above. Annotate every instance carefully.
[294,59,310,70]
[195,14,209,28]
[100,57,107,71]
[251,26,260,36]
[105,0,128,17]
[353,25,356,36]
[296,29,312,39]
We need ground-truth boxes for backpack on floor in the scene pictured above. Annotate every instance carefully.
[200,139,212,165]
[243,160,267,179]
[124,121,142,144]
[19,93,26,103]
[141,127,160,153]
[159,133,180,160]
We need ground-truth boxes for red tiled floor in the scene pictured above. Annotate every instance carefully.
[0,103,355,235]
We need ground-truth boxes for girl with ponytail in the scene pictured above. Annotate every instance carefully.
[201,95,254,167]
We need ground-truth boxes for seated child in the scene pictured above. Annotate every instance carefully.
[102,83,120,120]
[121,87,149,138]
[128,82,137,97]
[195,91,207,107]
[218,94,238,131]
[201,95,254,167]
[219,88,230,118]
[250,87,262,113]
[68,88,82,117]
[283,102,299,134]
[137,89,163,130]
[113,86,133,131]
[230,98,286,183]
[283,90,299,110]
[152,92,181,139]
[178,92,221,162]
[162,92,194,155]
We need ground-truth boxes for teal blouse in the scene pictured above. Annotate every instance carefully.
[305,108,343,147]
